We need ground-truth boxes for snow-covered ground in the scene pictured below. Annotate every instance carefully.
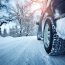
[0,36,65,65]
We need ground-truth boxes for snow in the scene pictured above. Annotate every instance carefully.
[0,22,20,35]
[56,17,65,39]
[0,36,65,65]
[0,0,38,36]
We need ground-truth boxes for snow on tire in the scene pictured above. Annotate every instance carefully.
[49,23,65,55]
[44,17,65,55]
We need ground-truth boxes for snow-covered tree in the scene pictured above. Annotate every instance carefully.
[10,1,35,36]
[0,0,39,36]
[0,0,21,37]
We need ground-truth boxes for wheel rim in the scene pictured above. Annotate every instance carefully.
[44,23,50,48]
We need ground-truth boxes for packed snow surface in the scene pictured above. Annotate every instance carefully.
[0,36,65,65]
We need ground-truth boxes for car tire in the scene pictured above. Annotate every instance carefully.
[43,16,65,55]
[37,33,41,40]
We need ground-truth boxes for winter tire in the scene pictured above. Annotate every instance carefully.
[43,17,65,55]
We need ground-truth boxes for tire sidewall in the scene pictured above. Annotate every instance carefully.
[43,17,53,54]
